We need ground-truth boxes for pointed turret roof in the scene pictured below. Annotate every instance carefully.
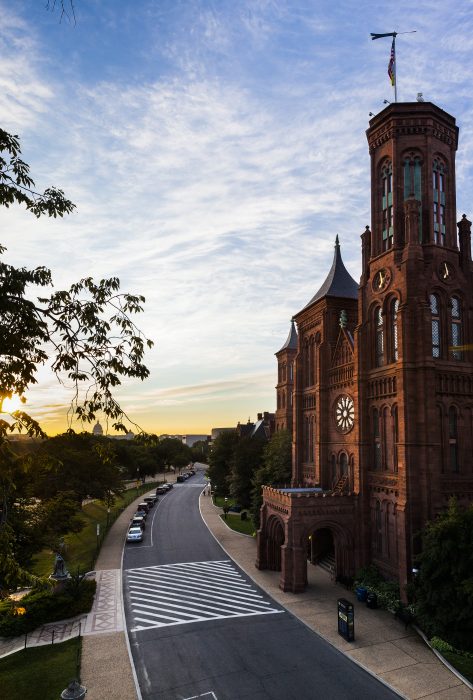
[303,236,358,310]
[276,319,298,354]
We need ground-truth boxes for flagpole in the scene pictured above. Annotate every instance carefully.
[393,34,397,103]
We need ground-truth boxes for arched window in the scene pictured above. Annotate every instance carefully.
[382,407,390,470]
[375,307,384,366]
[392,405,399,473]
[404,154,422,240]
[381,161,393,250]
[310,339,316,386]
[309,417,314,464]
[449,406,459,473]
[391,298,400,361]
[282,391,286,409]
[340,453,348,476]
[277,393,281,409]
[375,501,382,553]
[430,294,441,358]
[433,158,446,245]
[289,362,293,381]
[373,408,381,469]
[304,341,310,387]
[450,296,462,360]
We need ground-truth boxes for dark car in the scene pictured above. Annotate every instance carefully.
[163,483,173,490]
[130,516,145,530]
[228,504,243,513]
[137,502,150,514]
[155,486,168,495]
[134,509,148,520]
[176,475,186,483]
[143,496,157,508]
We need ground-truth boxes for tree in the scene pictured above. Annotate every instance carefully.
[190,440,209,464]
[207,431,238,497]
[0,128,153,436]
[414,499,473,651]
[229,436,265,509]
[0,128,152,589]
[251,430,292,526]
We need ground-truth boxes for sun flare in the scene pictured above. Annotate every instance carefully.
[1,395,23,413]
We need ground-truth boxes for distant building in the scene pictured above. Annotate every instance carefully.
[92,421,103,436]
[210,427,235,443]
[236,412,275,441]
[181,434,210,447]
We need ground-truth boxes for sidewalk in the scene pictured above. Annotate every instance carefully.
[199,494,473,700]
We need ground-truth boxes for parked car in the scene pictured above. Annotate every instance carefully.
[131,516,145,530]
[155,485,168,494]
[228,504,243,513]
[137,502,150,513]
[143,496,157,508]
[176,475,186,483]
[127,527,144,543]
[134,508,148,519]
[163,483,173,490]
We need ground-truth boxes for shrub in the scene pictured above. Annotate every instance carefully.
[0,578,96,637]
[354,565,401,613]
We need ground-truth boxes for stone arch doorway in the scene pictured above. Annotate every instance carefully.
[265,516,285,571]
[308,527,335,571]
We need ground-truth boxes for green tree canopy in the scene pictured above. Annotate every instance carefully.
[414,499,473,651]
[207,431,238,497]
[229,436,266,509]
[251,430,292,526]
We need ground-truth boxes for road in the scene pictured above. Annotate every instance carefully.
[123,469,400,700]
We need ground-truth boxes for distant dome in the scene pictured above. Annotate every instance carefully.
[92,421,103,436]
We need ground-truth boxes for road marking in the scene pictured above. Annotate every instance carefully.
[182,693,218,700]
[125,560,283,632]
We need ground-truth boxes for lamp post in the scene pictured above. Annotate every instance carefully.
[60,679,87,699]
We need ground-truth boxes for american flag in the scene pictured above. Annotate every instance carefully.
[388,38,396,86]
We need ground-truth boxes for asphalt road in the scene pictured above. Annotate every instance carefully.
[123,470,401,700]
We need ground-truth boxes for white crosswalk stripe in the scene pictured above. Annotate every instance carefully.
[125,559,283,632]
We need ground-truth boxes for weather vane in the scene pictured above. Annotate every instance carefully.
[371,31,416,103]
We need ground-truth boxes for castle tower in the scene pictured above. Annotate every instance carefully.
[359,102,473,588]
[275,320,298,434]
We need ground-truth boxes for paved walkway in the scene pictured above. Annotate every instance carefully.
[199,495,473,700]
[1,477,472,700]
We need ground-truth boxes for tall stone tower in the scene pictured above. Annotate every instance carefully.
[275,320,298,434]
[358,101,473,588]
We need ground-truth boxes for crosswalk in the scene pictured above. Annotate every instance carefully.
[125,559,283,632]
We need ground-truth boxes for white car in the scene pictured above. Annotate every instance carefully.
[127,527,144,543]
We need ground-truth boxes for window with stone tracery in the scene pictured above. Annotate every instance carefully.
[381,161,393,250]
[391,298,400,361]
[433,158,446,245]
[450,296,462,360]
[404,153,423,241]
[430,294,441,358]
[375,307,384,366]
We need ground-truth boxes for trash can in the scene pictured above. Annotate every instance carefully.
[355,586,367,602]
[337,598,355,642]
[366,592,378,609]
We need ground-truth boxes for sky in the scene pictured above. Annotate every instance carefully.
[1,0,473,436]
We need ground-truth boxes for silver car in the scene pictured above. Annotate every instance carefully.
[127,527,144,543]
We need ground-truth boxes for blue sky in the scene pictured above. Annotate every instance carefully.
[2,1,473,435]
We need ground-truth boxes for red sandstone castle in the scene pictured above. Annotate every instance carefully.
[256,100,473,596]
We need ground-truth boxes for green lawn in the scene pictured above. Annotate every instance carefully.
[443,651,473,683]
[31,481,159,577]
[0,637,81,700]
[219,513,255,536]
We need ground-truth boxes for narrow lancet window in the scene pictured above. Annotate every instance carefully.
[433,159,446,245]
[451,296,462,360]
[375,307,384,366]
[382,162,393,250]
[430,294,441,358]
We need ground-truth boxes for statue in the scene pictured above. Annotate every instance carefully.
[50,552,70,581]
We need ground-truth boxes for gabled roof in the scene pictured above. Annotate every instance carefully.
[302,236,358,311]
[276,319,298,354]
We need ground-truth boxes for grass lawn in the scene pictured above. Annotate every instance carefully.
[31,481,159,577]
[219,513,255,536]
[443,651,473,683]
[0,637,81,700]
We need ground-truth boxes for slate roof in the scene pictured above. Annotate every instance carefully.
[302,236,358,310]
[276,319,298,354]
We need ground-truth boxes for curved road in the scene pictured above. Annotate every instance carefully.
[123,470,400,700]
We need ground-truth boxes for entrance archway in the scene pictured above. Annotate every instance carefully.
[308,527,335,570]
[266,516,285,571]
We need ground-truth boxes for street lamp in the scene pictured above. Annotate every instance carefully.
[60,679,87,699]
